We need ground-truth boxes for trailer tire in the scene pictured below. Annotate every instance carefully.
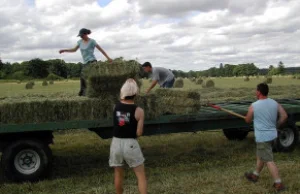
[223,128,249,140]
[1,139,52,182]
[273,124,299,153]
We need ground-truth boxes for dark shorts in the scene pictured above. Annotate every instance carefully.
[256,141,274,162]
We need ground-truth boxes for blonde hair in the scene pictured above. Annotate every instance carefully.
[120,78,139,100]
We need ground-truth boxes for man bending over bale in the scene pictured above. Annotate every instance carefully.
[59,28,112,96]
[244,83,287,192]
[109,78,147,194]
[142,62,175,94]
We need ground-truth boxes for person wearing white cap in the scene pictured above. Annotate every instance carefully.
[109,78,147,194]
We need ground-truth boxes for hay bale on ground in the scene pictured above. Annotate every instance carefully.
[49,80,54,85]
[25,81,35,89]
[244,76,250,82]
[174,78,184,88]
[264,77,272,84]
[42,80,48,86]
[196,78,203,85]
[202,79,215,88]
[190,77,196,82]
[293,74,300,80]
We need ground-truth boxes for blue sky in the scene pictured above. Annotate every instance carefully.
[97,0,112,7]
[25,0,35,6]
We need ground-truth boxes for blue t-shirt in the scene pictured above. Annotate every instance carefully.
[77,38,97,64]
[252,98,278,142]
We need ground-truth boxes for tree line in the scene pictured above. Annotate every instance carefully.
[172,61,299,78]
[0,58,81,80]
[0,58,299,80]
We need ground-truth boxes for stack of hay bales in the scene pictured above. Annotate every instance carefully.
[154,89,201,114]
[174,78,184,88]
[0,96,114,124]
[83,60,141,99]
[0,59,203,125]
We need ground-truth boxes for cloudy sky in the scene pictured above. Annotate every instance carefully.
[0,0,299,71]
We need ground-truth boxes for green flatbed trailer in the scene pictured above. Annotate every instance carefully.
[0,99,299,182]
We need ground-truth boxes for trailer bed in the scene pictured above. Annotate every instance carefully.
[1,99,299,135]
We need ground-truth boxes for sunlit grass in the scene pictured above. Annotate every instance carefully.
[0,77,299,193]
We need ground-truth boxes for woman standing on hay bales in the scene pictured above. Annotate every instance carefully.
[59,28,112,96]
[142,62,175,94]
[109,78,147,194]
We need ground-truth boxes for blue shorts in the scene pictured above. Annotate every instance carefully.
[161,78,175,88]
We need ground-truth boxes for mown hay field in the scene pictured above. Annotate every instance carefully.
[1,76,300,98]
[0,77,300,194]
[0,131,300,194]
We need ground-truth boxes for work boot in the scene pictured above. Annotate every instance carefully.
[273,182,286,192]
[244,172,259,183]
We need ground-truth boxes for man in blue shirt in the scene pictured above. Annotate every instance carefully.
[244,83,288,192]
[59,28,112,96]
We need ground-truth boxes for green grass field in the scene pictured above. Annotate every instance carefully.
[0,77,300,194]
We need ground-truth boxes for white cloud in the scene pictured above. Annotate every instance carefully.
[0,0,299,71]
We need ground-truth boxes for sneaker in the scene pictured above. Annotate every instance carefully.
[244,172,259,182]
[273,183,286,192]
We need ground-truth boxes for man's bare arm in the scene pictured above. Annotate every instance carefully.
[146,80,158,94]
[135,107,145,137]
[245,105,254,123]
[277,103,288,127]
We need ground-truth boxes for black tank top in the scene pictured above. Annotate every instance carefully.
[113,102,138,138]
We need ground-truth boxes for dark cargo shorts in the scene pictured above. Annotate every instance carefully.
[256,141,274,162]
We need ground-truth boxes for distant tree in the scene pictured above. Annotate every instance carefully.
[0,58,3,70]
[219,63,223,69]
[223,64,235,77]
[277,61,285,75]
[26,58,50,78]
[66,62,82,78]
[47,59,68,78]
[219,63,224,76]
[2,62,12,76]
[233,63,259,76]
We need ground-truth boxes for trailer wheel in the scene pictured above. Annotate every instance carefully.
[273,125,299,152]
[1,139,52,182]
[223,128,249,140]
